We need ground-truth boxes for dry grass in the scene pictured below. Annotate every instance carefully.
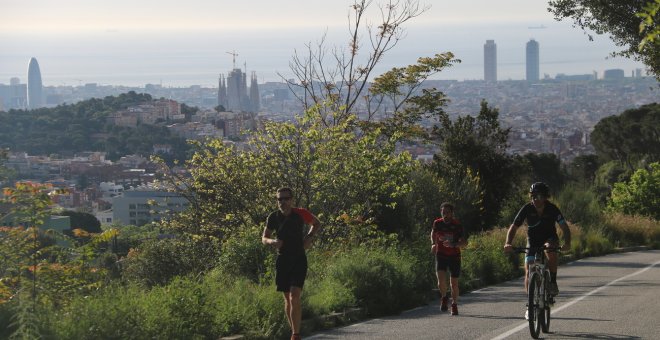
[602,213,660,247]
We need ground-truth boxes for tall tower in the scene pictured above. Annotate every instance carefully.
[484,40,497,82]
[218,74,227,110]
[249,71,260,113]
[27,57,43,109]
[526,39,540,82]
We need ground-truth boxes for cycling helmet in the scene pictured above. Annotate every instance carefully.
[529,182,549,196]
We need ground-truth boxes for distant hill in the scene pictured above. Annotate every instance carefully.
[0,91,190,163]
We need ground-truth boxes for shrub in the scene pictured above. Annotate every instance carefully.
[216,226,271,283]
[120,236,220,287]
[461,228,522,289]
[325,247,423,317]
[581,228,614,256]
[304,277,356,316]
[555,186,603,230]
[608,162,660,220]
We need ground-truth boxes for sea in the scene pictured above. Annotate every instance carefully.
[0,20,649,88]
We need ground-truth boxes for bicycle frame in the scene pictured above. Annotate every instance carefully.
[513,246,558,339]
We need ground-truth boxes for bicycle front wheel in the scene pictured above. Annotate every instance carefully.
[542,270,552,333]
[528,272,542,339]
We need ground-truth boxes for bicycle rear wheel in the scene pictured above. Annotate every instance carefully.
[528,272,542,339]
[542,271,552,333]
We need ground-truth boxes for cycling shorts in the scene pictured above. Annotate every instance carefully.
[525,236,559,263]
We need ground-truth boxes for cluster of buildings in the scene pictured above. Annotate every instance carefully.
[2,151,189,228]
[482,38,643,83]
[1,52,657,232]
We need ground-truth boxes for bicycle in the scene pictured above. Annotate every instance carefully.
[513,246,559,339]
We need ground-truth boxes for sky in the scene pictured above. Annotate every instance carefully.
[0,0,649,86]
[2,0,555,32]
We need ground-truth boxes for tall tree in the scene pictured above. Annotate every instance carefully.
[432,100,522,229]
[282,0,459,132]
[590,103,660,169]
[568,154,601,186]
[523,153,565,190]
[548,0,660,78]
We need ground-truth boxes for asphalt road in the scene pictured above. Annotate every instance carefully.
[307,250,660,339]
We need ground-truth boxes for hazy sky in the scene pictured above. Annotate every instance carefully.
[0,0,648,86]
[2,0,553,33]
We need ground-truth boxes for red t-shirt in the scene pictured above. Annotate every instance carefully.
[431,218,463,257]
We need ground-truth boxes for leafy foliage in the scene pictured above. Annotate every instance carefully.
[548,0,660,78]
[522,153,565,191]
[0,91,190,163]
[432,100,522,229]
[57,210,102,233]
[608,162,660,219]
[590,103,660,169]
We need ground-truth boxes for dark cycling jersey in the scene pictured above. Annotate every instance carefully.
[267,207,314,256]
[432,218,463,257]
[513,202,566,245]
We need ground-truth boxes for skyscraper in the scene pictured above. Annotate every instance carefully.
[27,57,43,109]
[484,40,497,82]
[526,39,540,82]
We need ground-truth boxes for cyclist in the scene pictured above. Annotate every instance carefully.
[504,182,571,304]
[431,202,467,316]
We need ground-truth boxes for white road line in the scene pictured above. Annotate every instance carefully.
[491,258,660,340]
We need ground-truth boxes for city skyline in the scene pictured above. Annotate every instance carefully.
[1,1,649,87]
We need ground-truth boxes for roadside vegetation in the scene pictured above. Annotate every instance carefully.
[1,1,658,339]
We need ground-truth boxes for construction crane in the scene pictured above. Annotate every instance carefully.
[226,50,238,69]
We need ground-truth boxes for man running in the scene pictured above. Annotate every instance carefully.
[431,202,467,316]
[262,187,321,340]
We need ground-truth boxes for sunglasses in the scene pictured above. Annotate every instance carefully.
[531,194,546,200]
[277,196,292,202]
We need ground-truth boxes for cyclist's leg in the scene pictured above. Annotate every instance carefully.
[544,237,559,273]
[545,237,560,295]
[524,239,540,293]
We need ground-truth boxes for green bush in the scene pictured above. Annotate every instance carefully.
[216,226,272,283]
[581,228,614,256]
[555,186,603,229]
[461,229,520,289]
[325,247,424,317]
[305,277,356,316]
[121,237,220,287]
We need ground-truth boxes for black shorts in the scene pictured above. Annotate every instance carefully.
[435,255,461,278]
[275,254,308,292]
[525,236,559,262]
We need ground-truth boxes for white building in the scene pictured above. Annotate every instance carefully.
[111,187,189,226]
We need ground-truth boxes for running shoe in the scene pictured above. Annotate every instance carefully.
[525,309,529,320]
[451,303,458,316]
[441,296,449,311]
[548,282,559,296]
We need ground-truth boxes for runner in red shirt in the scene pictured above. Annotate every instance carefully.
[431,202,467,315]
